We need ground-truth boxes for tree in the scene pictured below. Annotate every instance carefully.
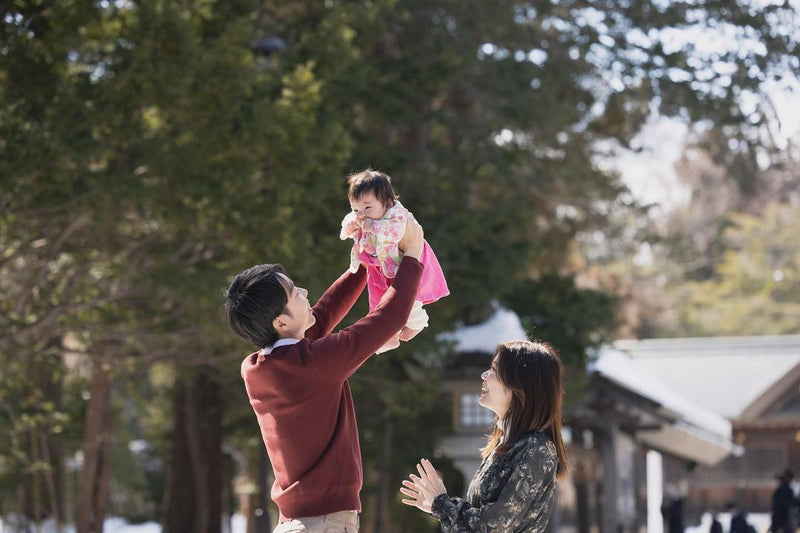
[0,0,328,528]
[502,273,619,385]
[677,202,800,336]
[590,132,800,338]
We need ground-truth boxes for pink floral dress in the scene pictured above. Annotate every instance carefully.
[340,201,449,310]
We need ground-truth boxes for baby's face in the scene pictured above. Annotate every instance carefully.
[350,192,389,221]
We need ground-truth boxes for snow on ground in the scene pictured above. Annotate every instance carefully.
[2,511,771,532]
[0,515,247,533]
[687,512,771,533]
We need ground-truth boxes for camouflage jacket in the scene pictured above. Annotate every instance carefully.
[431,431,558,532]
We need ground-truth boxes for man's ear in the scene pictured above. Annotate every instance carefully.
[273,314,287,331]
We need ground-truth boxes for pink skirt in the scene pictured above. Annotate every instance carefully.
[360,242,450,310]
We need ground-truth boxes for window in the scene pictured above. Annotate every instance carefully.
[700,441,787,482]
[460,393,494,428]
[744,444,785,476]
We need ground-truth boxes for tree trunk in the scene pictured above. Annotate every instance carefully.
[23,337,65,524]
[246,450,272,533]
[39,430,62,526]
[163,369,223,533]
[24,428,43,524]
[75,359,112,533]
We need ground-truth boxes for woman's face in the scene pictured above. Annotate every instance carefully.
[479,356,513,418]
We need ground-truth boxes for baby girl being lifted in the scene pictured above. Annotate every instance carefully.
[340,169,449,353]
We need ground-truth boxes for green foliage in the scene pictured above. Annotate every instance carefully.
[501,273,618,408]
[503,274,619,364]
[598,130,800,338]
[677,202,800,336]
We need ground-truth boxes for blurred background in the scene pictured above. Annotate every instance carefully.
[1,1,799,532]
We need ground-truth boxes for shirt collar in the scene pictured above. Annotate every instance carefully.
[259,337,300,356]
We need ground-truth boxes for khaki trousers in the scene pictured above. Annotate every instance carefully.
[273,510,359,533]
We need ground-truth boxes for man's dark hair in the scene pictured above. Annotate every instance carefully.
[225,263,289,348]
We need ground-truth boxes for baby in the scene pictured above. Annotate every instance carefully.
[340,169,449,353]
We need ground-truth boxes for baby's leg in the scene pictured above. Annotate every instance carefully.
[400,302,428,341]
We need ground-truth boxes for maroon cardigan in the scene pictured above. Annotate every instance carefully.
[241,257,423,519]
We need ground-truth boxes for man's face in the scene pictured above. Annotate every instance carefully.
[276,274,316,336]
[350,192,389,221]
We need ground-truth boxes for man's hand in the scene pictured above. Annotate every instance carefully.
[398,214,424,260]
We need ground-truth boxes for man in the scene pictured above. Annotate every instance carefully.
[224,218,424,532]
[661,483,686,533]
[710,512,722,533]
[770,469,799,533]
[727,502,751,533]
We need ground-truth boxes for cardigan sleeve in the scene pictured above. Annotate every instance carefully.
[303,256,423,379]
[430,441,557,533]
[304,265,367,341]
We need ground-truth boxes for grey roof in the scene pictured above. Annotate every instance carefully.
[590,346,735,465]
[612,335,800,419]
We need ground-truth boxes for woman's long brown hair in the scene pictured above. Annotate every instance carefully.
[480,340,570,481]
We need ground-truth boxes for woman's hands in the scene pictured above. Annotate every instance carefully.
[400,458,447,514]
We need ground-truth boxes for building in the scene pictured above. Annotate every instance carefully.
[612,336,800,523]
[569,346,737,533]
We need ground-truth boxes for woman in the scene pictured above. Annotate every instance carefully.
[400,340,569,532]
